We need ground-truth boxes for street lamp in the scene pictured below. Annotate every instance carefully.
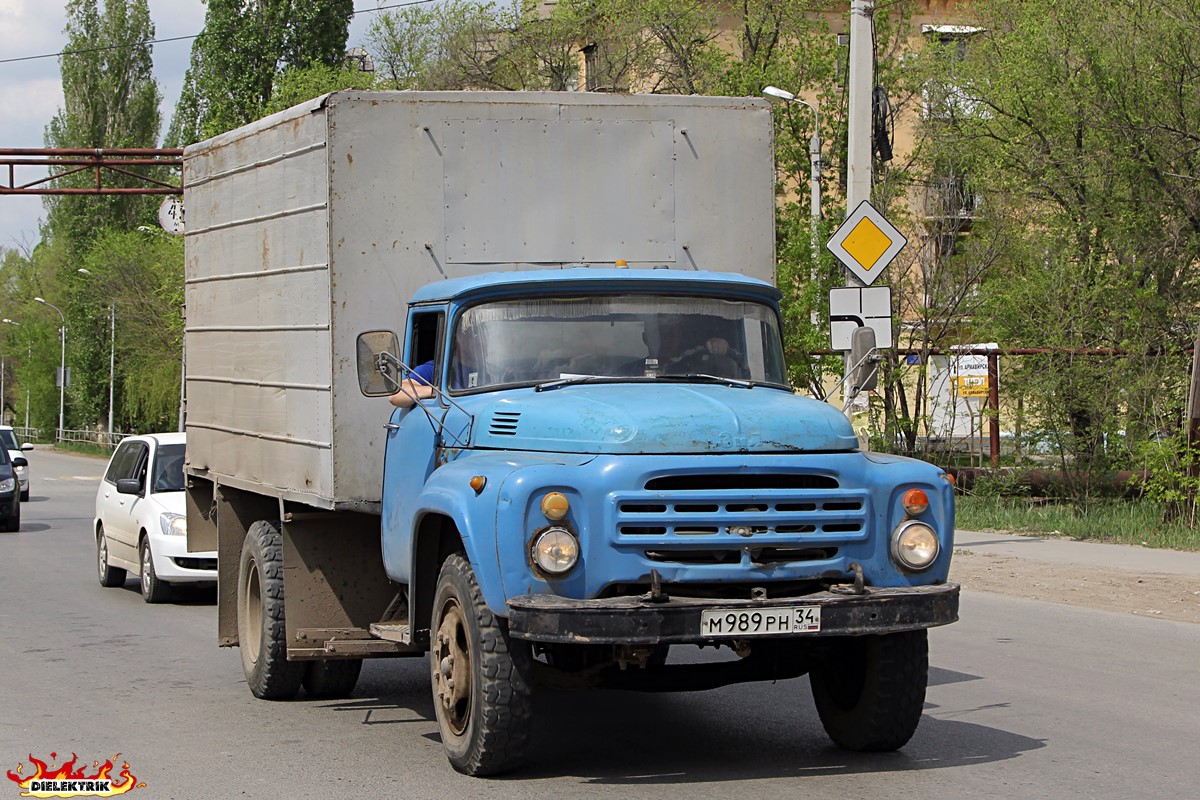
[78,269,116,444]
[34,298,66,442]
[763,86,823,257]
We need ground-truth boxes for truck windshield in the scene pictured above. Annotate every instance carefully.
[448,294,788,392]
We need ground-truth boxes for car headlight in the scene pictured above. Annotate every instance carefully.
[531,527,579,575]
[0,477,14,493]
[159,512,187,536]
[891,520,939,570]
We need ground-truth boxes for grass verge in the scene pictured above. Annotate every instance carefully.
[956,496,1200,551]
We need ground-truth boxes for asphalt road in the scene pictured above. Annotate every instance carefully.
[2,449,1198,799]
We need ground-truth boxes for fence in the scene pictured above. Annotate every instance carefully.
[54,429,131,449]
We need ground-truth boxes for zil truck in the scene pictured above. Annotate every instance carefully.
[182,91,959,776]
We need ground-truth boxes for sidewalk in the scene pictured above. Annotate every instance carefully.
[954,529,1200,577]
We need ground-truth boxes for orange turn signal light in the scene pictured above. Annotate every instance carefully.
[902,488,929,516]
[469,475,487,493]
[541,492,570,520]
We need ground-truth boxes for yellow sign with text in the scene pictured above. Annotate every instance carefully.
[953,375,989,398]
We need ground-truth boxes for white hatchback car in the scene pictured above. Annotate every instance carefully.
[0,425,33,500]
[94,432,216,602]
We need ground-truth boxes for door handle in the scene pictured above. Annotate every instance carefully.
[384,423,400,431]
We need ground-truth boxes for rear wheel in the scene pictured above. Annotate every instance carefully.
[809,630,929,752]
[140,538,172,603]
[5,503,19,532]
[19,488,28,502]
[303,660,363,699]
[238,520,304,699]
[431,554,533,776]
[96,527,126,588]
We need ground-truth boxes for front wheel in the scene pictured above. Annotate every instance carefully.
[431,554,533,776]
[809,630,929,752]
[238,520,304,699]
[140,539,172,603]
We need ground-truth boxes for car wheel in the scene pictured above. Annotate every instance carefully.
[809,629,929,752]
[431,553,533,776]
[19,488,28,502]
[140,538,172,603]
[6,502,19,532]
[302,660,363,699]
[238,520,304,699]
[97,527,127,588]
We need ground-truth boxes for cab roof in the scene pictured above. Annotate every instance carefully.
[408,268,780,305]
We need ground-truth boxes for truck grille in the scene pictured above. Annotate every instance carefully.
[613,471,867,567]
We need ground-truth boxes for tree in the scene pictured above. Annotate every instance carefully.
[44,0,162,252]
[168,0,354,146]
[910,0,1200,500]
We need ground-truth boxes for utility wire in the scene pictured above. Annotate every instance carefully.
[0,0,436,66]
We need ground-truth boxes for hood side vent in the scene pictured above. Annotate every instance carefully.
[489,411,521,436]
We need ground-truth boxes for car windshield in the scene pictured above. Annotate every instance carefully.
[152,443,185,492]
[0,430,18,450]
[448,294,788,393]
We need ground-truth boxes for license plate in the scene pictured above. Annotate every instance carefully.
[699,606,821,637]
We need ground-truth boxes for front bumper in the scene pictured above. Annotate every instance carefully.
[149,533,218,582]
[508,582,959,645]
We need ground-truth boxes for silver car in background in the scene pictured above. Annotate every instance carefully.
[0,425,33,501]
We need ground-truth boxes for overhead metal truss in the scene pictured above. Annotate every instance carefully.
[0,148,183,195]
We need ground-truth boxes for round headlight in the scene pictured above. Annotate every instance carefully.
[891,521,939,570]
[531,527,579,575]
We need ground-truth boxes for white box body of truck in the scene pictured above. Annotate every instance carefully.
[182,91,777,511]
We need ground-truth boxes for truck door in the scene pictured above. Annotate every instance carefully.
[381,310,445,583]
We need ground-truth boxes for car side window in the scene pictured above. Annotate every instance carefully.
[105,443,135,483]
[105,442,147,484]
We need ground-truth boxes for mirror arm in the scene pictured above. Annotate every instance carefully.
[828,347,879,410]
[379,351,474,448]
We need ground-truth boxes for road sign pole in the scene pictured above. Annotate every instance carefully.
[843,0,875,430]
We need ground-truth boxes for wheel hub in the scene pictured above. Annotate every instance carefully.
[433,599,472,735]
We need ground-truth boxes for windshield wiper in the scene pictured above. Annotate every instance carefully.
[534,375,614,392]
[656,373,755,389]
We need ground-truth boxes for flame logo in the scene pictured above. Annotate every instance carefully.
[6,753,144,798]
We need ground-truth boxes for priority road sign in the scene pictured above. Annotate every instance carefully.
[826,200,907,286]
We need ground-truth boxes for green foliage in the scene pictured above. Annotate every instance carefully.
[956,495,1200,551]
[73,230,185,432]
[44,0,162,253]
[907,0,1200,501]
[168,0,354,146]
[262,64,376,116]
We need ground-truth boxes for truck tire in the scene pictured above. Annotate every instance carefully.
[140,538,173,603]
[96,526,126,587]
[303,659,363,699]
[809,629,928,752]
[431,554,533,776]
[238,520,304,700]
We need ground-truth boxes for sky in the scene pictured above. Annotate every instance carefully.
[0,1,378,251]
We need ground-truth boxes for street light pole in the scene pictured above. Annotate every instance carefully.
[34,298,66,442]
[763,86,822,258]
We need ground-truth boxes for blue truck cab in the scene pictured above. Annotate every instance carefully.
[360,267,959,775]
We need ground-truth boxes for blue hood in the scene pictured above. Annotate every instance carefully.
[468,384,858,454]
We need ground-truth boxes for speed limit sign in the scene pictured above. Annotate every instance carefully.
[158,195,185,234]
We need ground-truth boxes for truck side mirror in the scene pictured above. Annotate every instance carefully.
[356,330,401,396]
[849,327,879,393]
